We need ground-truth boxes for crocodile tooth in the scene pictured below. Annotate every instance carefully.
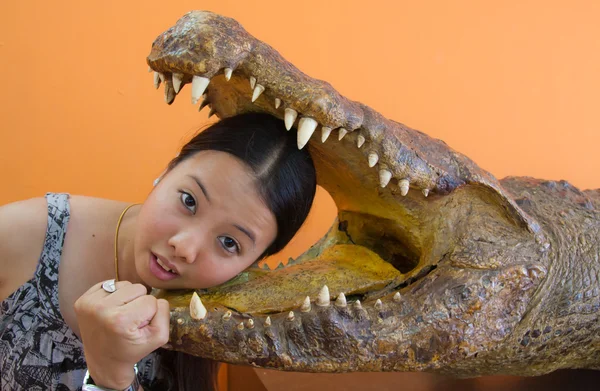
[379,169,392,188]
[275,98,282,109]
[250,76,256,89]
[316,285,330,306]
[354,300,362,310]
[158,72,165,83]
[287,311,295,321]
[422,188,430,197]
[222,310,232,321]
[338,128,348,140]
[148,65,152,72]
[172,73,184,93]
[208,108,217,118]
[335,292,347,307]
[297,117,318,149]
[375,299,383,310]
[191,76,210,104]
[199,94,210,111]
[237,322,244,330]
[399,179,410,196]
[224,67,233,81]
[393,292,402,302]
[246,319,255,329]
[300,296,311,312]
[251,84,265,102]
[357,134,366,148]
[164,82,175,104]
[284,108,298,130]
[190,292,207,320]
[153,72,161,89]
[321,126,332,142]
[368,152,379,168]
[265,316,272,327]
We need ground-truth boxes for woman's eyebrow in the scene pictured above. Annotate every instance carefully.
[234,224,256,247]
[188,175,211,203]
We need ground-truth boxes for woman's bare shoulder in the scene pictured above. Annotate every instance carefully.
[0,195,123,301]
[0,197,49,300]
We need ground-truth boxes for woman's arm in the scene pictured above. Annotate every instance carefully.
[0,197,48,301]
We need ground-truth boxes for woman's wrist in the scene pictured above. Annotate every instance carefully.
[87,361,137,390]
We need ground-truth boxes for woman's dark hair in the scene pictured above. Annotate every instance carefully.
[151,112,317,391]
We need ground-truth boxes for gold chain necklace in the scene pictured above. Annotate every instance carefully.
[114,203,140,281]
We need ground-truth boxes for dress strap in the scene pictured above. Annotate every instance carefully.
[35,192,71,320]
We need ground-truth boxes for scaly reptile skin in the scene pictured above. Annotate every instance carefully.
[146,11,599,377]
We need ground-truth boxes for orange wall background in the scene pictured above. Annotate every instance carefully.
[1,1,599,264]
[1,2,599,389]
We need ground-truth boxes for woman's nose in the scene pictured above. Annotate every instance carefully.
[168,231,203,264]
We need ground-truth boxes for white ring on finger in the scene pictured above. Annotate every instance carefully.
[101,279,117,293]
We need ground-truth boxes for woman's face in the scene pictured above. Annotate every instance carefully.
[134,150,277,289]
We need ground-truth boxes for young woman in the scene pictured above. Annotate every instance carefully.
[0,112,317,390]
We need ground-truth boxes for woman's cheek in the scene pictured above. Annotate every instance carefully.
[200,264,236,287]
[145,208,179,238]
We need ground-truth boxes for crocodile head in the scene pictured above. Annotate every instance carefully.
[146,11,555,376]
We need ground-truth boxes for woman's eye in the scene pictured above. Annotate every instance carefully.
[179,192,197,213]
[218,236,240,254]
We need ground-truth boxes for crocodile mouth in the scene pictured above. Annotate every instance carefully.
[149,11,454,317]
[147,11,547,371]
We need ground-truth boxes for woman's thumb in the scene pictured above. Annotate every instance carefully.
[148,298,170,347]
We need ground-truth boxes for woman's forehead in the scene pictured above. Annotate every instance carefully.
[181,150,253,176]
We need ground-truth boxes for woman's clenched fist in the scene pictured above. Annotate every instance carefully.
[74,280,170,389]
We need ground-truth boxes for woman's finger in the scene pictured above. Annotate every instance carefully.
[147,299,171,347]
[103,283,149,307]
[79,280,133,304]
[119,294,161,328]
[81,279,130,297]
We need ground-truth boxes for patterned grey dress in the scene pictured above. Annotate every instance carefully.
[0,193,164,390]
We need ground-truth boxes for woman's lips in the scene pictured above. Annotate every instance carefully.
[149,253,178,281]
